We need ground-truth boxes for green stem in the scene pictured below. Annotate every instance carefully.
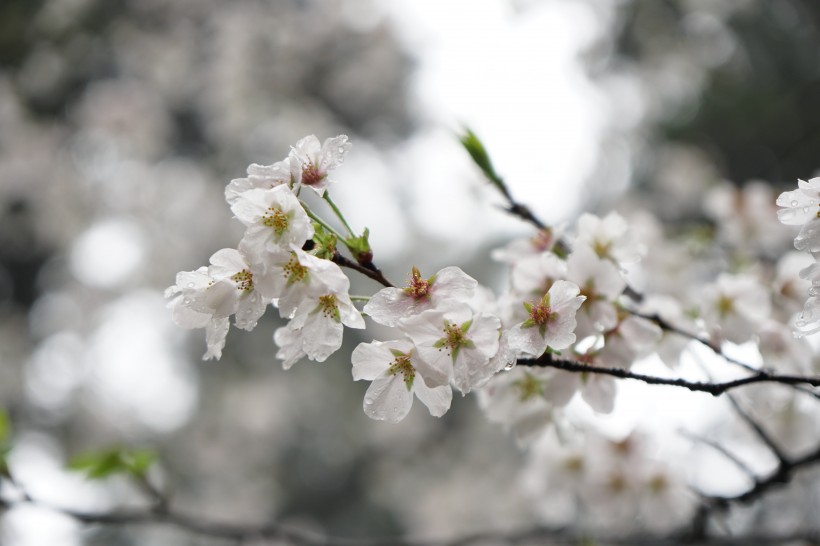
[300,201,346,240]
[323,192,355,236]
[350,295,371,303]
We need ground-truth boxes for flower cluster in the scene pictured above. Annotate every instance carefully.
[167,134,819,439]
[166,135,364,361]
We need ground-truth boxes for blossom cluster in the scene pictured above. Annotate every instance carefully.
[166,135,364,362]
[167,135,818,442]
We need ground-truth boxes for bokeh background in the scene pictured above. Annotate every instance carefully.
[1,0,819,544]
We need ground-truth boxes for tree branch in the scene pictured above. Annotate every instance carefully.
[516,353,820,396]
[332,251,394,288]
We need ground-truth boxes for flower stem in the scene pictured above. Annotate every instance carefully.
[300,201,346,240]
[323,192,356,237]
[350,295,371,303]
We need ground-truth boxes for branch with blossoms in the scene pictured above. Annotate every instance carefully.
[154,130,820,540]
[163,130,820,429]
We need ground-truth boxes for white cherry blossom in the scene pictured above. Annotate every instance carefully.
[364,266,477,327]
[289,134,351,195]
[230,185,313,255]
[225,158,292,205]
[566,245,626,338]
[352,339,452,423]
[401,304,501,394]
[165,267,230,360]
[507,280,585,357]
[574,211,644,266]
[287,286,365,362]
[699,273,770,344]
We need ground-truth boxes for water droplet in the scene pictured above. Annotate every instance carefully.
[364,397,374,406]
[503,361,515,371]
[792,200,799,207]
[803,207,810,214]
[183,298,191,305]
[187,282,195,288]
[338,147,345,154]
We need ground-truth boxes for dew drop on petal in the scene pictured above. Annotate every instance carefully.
[503,361,515,371]
[792,200,799,207]
[364,397,374,406]
[187,282,195,288]
[338,147,345,154]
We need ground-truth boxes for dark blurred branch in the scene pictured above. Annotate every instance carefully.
[679,429,758,481]
[1,491,818,546]
[628,310,760,373]
[705,441,820,508]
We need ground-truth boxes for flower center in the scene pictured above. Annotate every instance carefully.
[531,229,554,251]
[317,293,340,322]
[529,302,552,326]
[302,162,324,186]
[514,372,543,402]
[717,295,734,317]
[403,266,430,299]
[231,269,254,292]
[593,239,613,259]
[388,351,416,390]
[262,207,289,236]
[648,473,668,494]
[433,319,475,362]
[283,253,308,284]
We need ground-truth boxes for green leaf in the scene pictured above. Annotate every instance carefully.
[458,128,506,194]
[126,449,157,477]
[69,447,157,480]
[0,446,11,479]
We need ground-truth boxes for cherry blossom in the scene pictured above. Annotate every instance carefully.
[289,134,351,195]
[352,339,452,423]
[363,266,477,327]
[225,158,292,205]
[507,280,586,357]
[401,304,502,394]
[230,185,313,255]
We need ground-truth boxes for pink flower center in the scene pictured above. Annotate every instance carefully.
[302,162,324,186]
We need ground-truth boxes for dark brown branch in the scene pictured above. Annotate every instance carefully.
[517,353,820,396]
[3,494,818,546]
[332,252,394,288]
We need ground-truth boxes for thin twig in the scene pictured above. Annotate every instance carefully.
[726,394,791,466]
[679,429,759,481]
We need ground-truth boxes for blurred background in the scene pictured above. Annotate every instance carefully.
[0,0,819,544]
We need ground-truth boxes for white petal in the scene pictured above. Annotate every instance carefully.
[363,376,413,423]
[351,340,407,381]
[413,379,452,417]
[204,317,230,360]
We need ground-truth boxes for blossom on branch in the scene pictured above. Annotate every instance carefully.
[289,134,351,196]
[352,339,452,423]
